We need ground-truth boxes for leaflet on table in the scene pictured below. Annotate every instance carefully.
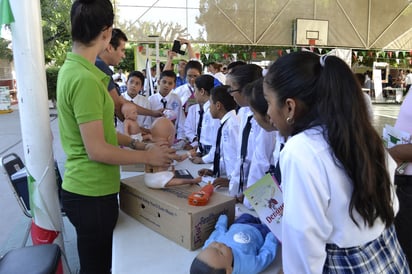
[382,124,411,148]
[243,173,283,242]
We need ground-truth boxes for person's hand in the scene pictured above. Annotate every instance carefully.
[145,144,178,167]
[183,142,194,151]
[190,156,204,164]
[151,109,164,117]
[191,176,202,184]
[189,148,199,158]
[177,37,191,46]
[176,153,188,162]
[213,177,229,188]
[167,50,177,60]
[198,168,213,177]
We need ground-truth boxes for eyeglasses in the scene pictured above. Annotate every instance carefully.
[228,87,241,94]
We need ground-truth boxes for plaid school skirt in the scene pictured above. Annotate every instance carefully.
[323,225,410,273]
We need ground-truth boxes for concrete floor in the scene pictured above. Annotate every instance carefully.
[0,101,402,273]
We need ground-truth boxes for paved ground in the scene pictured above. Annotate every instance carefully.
[0,101,402,273]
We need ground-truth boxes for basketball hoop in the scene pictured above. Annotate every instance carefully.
[309,39,316,46]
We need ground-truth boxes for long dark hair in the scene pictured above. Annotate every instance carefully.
[264,51,394,227]
[70,0,114,44]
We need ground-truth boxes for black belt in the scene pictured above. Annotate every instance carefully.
[395,175,412,187]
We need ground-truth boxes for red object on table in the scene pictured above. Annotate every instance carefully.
[188,183,214,206]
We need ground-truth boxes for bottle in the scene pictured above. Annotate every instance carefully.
[188,183,214,206]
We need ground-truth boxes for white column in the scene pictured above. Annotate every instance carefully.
[9,0,68,273]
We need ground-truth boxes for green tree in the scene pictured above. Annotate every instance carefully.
[0,38,13,61]
[41,0,72,66]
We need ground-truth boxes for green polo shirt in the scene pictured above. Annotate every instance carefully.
[57,52,120,196]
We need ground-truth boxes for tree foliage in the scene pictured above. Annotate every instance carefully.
[40,0,72,66]
[0,38,13,61]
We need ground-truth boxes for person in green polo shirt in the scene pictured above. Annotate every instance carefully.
[57,1,178,273]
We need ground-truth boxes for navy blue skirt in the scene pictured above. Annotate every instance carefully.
[323,225,410,273]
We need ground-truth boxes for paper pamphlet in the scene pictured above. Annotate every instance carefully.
[382,124,411,148]
[243,173,283,242]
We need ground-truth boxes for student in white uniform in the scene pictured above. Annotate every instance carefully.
[242,79,278,208]
[186,75,220,164]
[198,85,240,184]
[263,51,408,273]
[224,64,265,199]
[173,60,203,114]
[148,70,186,140]
[117,71,152,132]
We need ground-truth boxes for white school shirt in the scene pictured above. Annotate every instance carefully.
[183,103,200,143]
[173,83,192,106]
[243,129,277,208]
[228,106,262,197]
[200,101,220,163]
[173,83,197,113]
[148,92,186,140]
[215,110,240,178]
[183,102,220,163]
[281,127,399,273]
[121,93,152,129]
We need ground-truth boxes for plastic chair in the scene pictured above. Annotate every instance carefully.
[1,153,31,218]
[0,243,61,274]
[1,153,64,218]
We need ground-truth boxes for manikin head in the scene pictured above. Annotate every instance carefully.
[121,103,138,121]
[151,117,176,146]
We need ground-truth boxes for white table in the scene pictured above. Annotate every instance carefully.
[113,157,283,274]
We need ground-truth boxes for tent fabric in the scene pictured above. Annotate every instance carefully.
[115,0,412,50]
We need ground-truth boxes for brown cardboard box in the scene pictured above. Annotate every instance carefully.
[120,175,236,250]
[121,163,145,172]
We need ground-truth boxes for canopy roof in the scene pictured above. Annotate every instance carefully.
[115,0,412,50]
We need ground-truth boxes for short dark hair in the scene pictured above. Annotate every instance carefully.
[190,257,226,274]
[127,71,145,85]
[210,85,238,111]
[227,60,246,72]
[185,60,203,77]
[70,0,114,44]
[159,70,177,82]
[110,28,128,49]
[195,75,215,95]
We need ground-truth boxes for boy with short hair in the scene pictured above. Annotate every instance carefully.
[118,71,152,130]
[148,70,186,140]
[197,85,239,185]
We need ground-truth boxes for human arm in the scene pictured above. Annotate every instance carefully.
[191,156,205,164]
[178,37,195,59]
[80,120,177,167]
[117,132,149,151]
[115,94,163,118]
[198,168,213,177]
[164,50,178,71]
[166,176,202,187]
[388,144,412,165]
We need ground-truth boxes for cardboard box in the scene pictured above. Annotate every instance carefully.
[121,163,145,172]
[120,175,236,250]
